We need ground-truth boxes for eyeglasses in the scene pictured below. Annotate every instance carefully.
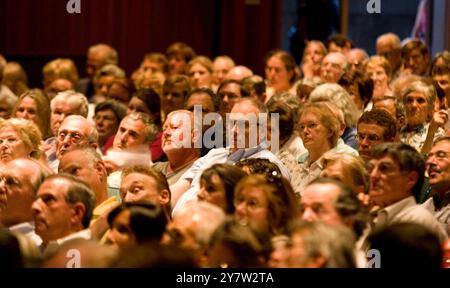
[57,131,86,144]
[299,122,320,131]
[356,133,381,143]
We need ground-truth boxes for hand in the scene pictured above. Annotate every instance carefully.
[431,109,449,128]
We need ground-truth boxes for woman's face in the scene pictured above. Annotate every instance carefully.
[106,209,136,250]
[298,112,331,152]
[234,186,269,234]
[188,63,212,88]
[128,97,151,116]
[0,126,31,163]
[265,56,293,92]
[15,97,39,126]
[303,43,325,66]
[198,174,228,212]
[366,64,389,90]
[95,109,119,142]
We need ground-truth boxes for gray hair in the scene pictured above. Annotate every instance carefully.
[51,90,89,118]
[175,202,226,247]
[60,115,98,144]
[309,83,359,127]
[88,44,118,65]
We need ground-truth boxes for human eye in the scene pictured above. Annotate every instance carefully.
[40,194,56,205]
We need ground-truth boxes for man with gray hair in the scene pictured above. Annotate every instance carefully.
[43,90,89,167]
[163,201,226,267]
[319,52,348,83]
[77,43,119,99]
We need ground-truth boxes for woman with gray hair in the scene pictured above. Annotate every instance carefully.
[309,83,359,149]
[293,102,341,196]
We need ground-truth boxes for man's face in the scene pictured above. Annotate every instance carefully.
[404,48,429,76]
[59,150,104,193]
[357,123,386,159]
[0,160,38,226]
[219,83,241,116]
[299,183,342,225]
[186,92,215,115]
[229,102,260,152]
[107,83,130,105]
[31,178,76,243]
[94,109,119,142]
[162,112,193,154]
[426,140,450,193]
[404,91,431,127]
[376,40,401,70]
[142,59,164,74]
[168,54,186,76]
[213,58,234,85]
[161,85,186,115]
[51,101,81,136]
[368,155,415,207]
[56,118,91,159]
[320,53,346,83]
[120,172,163,204]
[188,63,212,88]
[113,117,148,150]
[87,51,106,79]
[265,56,292,92]
[95,75,115,97]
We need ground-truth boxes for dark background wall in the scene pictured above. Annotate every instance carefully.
[0,0,282,88]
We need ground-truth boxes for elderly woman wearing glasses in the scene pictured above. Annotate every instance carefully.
[0,118,42,165]
[293,102,342,196]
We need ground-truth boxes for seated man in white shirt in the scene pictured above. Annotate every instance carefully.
[367,142,447,242]
[31,174,95,254]
[170,98,290,217]
[0,158,52,247]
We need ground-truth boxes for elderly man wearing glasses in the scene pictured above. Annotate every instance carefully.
[49,115,99,172]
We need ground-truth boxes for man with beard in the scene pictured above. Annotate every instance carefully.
[423,136,450,235]
[400,79,447,152]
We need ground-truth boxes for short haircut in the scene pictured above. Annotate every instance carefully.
[402,39,429,59]
[122,112,158,143]
[307,177,369,238]
[94,99,128,124]
[51,90,89,117]
[288,220,356,268]
[143,53,169,74]
[338,69,374,108]
[45,173,96,228]
[121,165,171,216]
[357,108,397,141]
[240,75,266,98]
[162,75,191,100]
[166,42,196,63]
[369,142,425,200]
[187,87,220,112]
[88,44,118,65]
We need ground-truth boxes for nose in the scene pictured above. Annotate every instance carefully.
[234,201,247,217]
[106,229,117,246]
[301,207,316,222]
[31,199,42,215]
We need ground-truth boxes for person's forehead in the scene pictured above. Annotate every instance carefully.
[38,178,69,195]
[53,101,79,112]
[5,160,39,177]
[166,112,191,125]
[0,126,19,136]
[230,102,259,116]
[60,119,89,133]
[120,117,145,130]
[60,150,89,165]
[370,155,398,166]
[431,140,450,153]
[220,83,240,93]
[358,122,385,134]
[303,183,340,202]
[123,172,157,185]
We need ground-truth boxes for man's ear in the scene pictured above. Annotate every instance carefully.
[90,142,99,150]
[158,189,170,205]
[71,202,87,227]
[95,160,108,182]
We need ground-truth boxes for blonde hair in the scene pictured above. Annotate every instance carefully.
[186,56,214,74]
[0,118,42,159]
[364,55,393,79]
[42,58,79,88]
